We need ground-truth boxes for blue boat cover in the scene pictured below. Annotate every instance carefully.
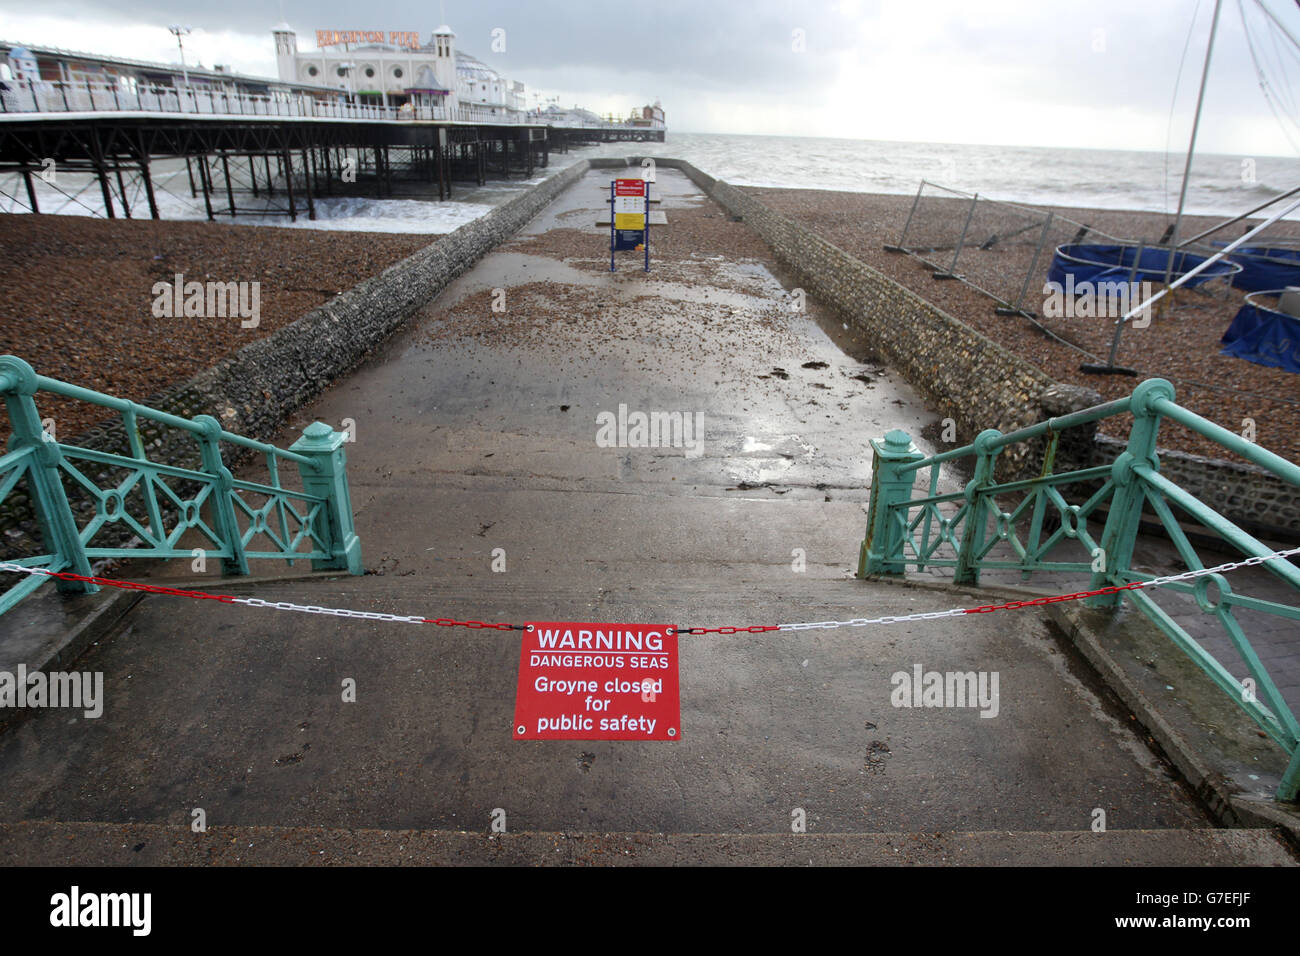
[1221,302,1300,373]
[1048,244,1239,289]
[1210,244,1300,293]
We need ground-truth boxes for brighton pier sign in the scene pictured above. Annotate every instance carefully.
[316,29,422,49]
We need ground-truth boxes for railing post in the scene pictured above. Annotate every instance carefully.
[0,356,96,593]
[1087,378,1175,606]
[953,429,1003,585]
[192,415,249,576]
[290,422,363,574]
[1281,748,1300,803]
[858,429,924,577]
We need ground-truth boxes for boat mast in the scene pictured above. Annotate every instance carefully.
[1166,0,1225,285]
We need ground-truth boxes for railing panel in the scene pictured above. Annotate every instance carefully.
[0,355,362,613]
[857,377,1300,800]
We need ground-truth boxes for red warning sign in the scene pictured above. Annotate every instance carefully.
[513,622,680,740]
[614,178,647,197]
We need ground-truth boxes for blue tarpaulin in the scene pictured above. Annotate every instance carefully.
[1221,300,1300,373]
[1210,244,1300,293]
[1048,243,1240,289]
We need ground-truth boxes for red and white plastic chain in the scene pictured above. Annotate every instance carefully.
[768,546,1300,632]
[0,563,524,630]
[2,545,1297,634]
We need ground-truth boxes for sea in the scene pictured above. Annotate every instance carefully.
[3,132,1295,233]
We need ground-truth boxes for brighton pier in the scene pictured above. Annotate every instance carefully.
[0,24,665,221]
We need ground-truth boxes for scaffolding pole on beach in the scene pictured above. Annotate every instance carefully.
[1164,0,1224,286]
[1177,184,1300,248]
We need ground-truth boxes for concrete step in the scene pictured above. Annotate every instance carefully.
[0,821,1292,866]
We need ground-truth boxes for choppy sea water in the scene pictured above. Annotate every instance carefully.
[2,131,1294,232]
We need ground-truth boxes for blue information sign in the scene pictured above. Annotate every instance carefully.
[610,179,650,272]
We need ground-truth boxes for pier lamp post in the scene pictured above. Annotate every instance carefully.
[168,24,192,113]
[338,62,356,108]
[168,25,192,87]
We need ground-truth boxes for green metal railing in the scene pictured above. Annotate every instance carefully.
[0,355,362,614]
[857,378,1300,801]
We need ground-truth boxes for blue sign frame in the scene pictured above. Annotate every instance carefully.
[609,180,650,273]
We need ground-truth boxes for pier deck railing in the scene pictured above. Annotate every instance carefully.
[0,78,663,130]
[0,79,517,123]
[0,355,362,616]
[857,378,1300,800]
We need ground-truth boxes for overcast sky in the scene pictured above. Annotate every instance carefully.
[1,0,1298,155]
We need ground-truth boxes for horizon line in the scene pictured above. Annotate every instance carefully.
[661,129,1298,162]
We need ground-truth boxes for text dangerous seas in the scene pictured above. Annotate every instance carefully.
[513,624,681,741]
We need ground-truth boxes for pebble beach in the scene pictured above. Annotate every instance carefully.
[0,214,435,437]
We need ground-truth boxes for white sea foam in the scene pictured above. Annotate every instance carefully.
[2,132,1293,231]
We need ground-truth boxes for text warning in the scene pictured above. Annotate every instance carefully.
[513,622,680,740]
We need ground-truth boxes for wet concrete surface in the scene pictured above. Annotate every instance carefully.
[0,575,1218,834]
[0,167,1259,857]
